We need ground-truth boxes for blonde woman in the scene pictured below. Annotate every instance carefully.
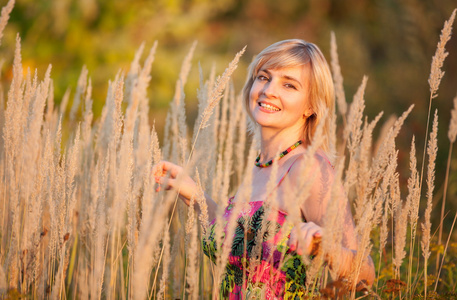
[154,39,375,299]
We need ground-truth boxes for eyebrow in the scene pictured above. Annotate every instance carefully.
[260,69,303,89]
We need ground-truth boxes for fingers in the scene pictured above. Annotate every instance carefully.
[287,222,323,256]
[155,176,177,192]
[153,161,182,179]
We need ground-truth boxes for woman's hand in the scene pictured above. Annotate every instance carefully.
[287,222,322,256]
[152,161,199,206]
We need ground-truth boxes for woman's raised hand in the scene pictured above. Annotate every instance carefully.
[152,161,199,206]
[287,221,322,256]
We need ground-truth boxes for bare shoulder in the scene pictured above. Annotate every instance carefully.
[287,149,335,182]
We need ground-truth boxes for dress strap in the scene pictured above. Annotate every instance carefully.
[277,155,302,187]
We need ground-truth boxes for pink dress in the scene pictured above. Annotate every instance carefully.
[202,159,310,299]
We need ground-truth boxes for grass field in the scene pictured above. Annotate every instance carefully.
[1,1,457,298]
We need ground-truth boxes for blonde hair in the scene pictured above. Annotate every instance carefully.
[242,39,335,155]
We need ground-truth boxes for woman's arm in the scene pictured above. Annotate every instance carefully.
[287,153,375,288]
[153,161,218,222]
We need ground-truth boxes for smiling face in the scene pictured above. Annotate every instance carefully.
[249,65,313,134]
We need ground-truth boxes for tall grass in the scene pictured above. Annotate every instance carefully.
[0,1,457,299]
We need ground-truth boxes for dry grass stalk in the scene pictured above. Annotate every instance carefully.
[344,76,367,196]
[0,0,14,46]
[157,223,170,300]
[353,113,383,224]
[393,185,408,278]
[407,136,420,239]
[194,170,209,235]
[322,158,345,281]
[368,105,414,195]
[330,31,347,120]
[185,206,199,300]
[448,94,457,143]
[428,9,456,100]
[436,94,457,274]
[212,141,256,298]
[421,109,438,297]
[199,46,246,130]
[70,66,88,121]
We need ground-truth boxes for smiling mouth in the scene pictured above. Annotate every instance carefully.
[259,102,281,112]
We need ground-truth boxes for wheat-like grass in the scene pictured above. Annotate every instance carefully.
[421,109,438,298]
[330,31,347,121]
[0,0,13,46]
[1,3,457,298]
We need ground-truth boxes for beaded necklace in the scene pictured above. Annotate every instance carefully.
[255,140,303,167]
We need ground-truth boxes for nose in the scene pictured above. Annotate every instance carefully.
[262,80,278,98]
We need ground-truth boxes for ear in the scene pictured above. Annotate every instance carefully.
[303,107,314,118]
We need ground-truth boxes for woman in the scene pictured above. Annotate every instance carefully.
[154,39,375,298]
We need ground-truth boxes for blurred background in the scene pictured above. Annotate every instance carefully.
[1,0,457,223]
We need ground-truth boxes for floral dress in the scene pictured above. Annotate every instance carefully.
[202,197,308,299]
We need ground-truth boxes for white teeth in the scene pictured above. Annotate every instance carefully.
[259,103,280,111]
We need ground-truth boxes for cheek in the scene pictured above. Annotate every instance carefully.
[249,85,259,108]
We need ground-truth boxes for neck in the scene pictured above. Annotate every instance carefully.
[258,126,304,162]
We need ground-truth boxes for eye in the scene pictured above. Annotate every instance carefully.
[256,74,269,81]
[284,83,297,90]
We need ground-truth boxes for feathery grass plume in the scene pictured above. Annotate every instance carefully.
[369,105,414,194]
[248,146,280,283]
[428,9,456,100]
[436,94,457,273]
[353,113,383,223]
[165,42,196,163]
[134,43,158,179]
[448,94,457,143]
[180,41,197,87]
[96,75,124,155]
[59,87,70,117]
[50,126,81,298]
[344,76,367,196]
[220,86,238,201]
[124,42,144,105]
[134,185,178,299]
[235,107,247,185]
[217,82,230,153]
[123,132,137,260]
[407,136,420,238]
[350,205,374,293]
[330,31,347,120]
[140,122,161,217]
[157,223,170,300]
[393,181,408,278]
[194,170,209,235]
[373,114,396,157]
[322,158,346,280]
[329,106,338,158]
[419,9,456,203]
[89,157,108,300]
[277,114,325,289]
[70,66,88,121]
[212,140,256,298]
[185,207,199,300]
[81,78,93,149]
[170,227,183,299]
[3,36,29,290]
[404,136,421,293]
[421,109,438,297]
[192,64,215,191]
[4,35,24,176]
[0,0,14,46]
[199,46,246,130]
